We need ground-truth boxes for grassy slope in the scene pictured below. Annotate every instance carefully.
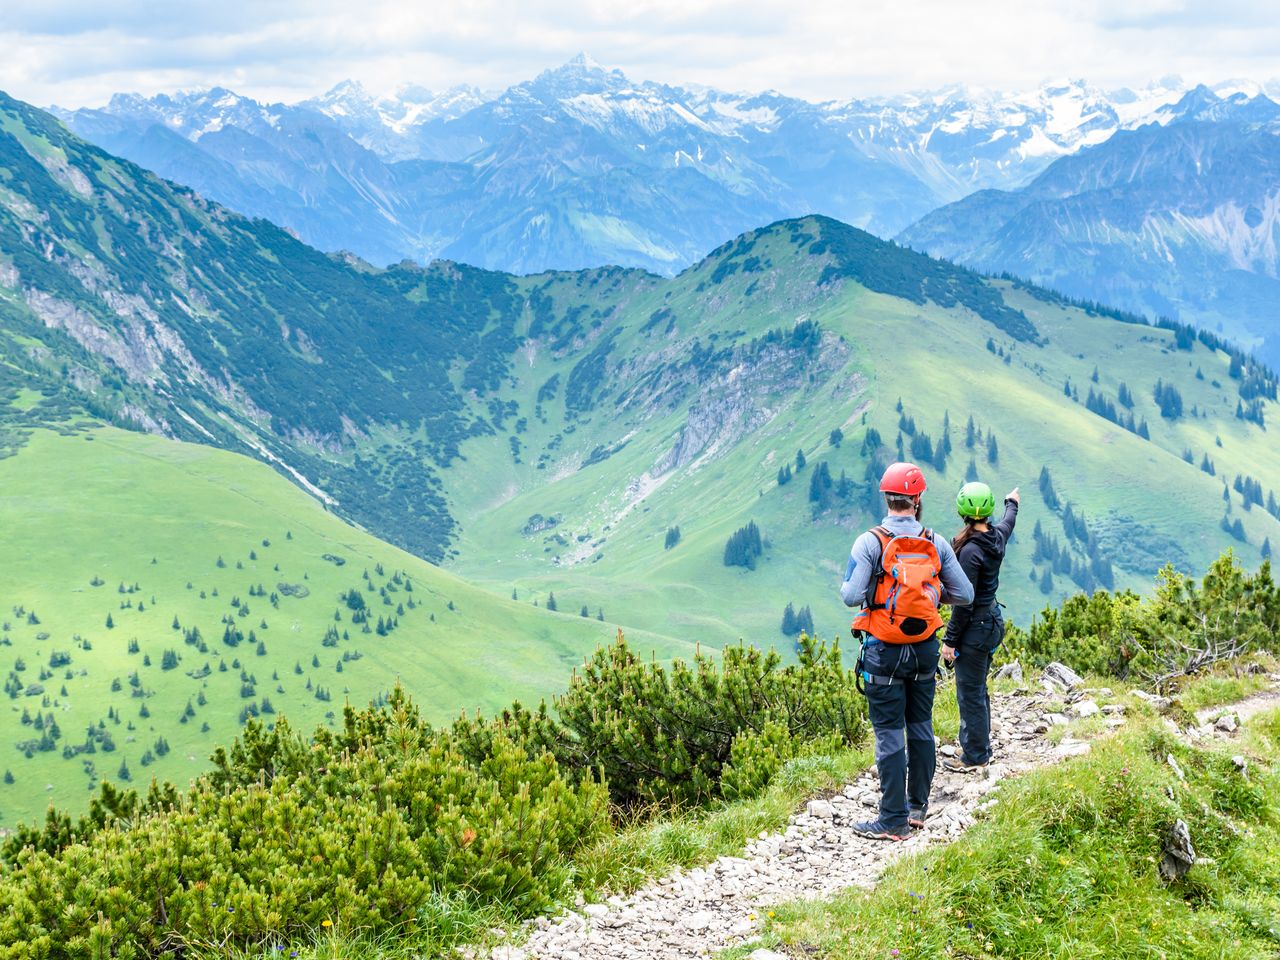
[193,662,1277,959]
[758,702,1280,960]
[439,219,1280,647]
[0,426,695,826]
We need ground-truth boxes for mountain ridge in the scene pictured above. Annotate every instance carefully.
[52,61,1275,278]
[898,85,1280,366]
[4,87,1280,819]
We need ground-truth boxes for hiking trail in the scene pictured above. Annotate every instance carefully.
[487,670,1280,960]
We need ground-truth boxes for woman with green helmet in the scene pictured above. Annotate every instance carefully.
[940,480,1020,772]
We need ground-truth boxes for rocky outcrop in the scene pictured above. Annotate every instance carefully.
[24,289,161,382]
[654,331,851,475]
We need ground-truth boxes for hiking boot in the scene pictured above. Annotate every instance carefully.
[908,806,927,830]
[852,818,912,842]
[942,755,990,773]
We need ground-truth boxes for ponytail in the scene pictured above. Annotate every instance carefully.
[952,518,983,553]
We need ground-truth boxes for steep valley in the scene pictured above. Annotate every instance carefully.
[1,88,1279,824]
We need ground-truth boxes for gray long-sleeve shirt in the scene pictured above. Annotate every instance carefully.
[839,514,975,610]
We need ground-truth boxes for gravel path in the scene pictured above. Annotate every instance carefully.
[492,683,1106,960]
[1195,685,1280,726]
[487,674,1280,960]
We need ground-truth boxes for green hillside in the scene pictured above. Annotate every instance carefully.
[0,425,692,826]
[3,90,1280,827]
[437,218,1280,644]
[2,90,1277,649]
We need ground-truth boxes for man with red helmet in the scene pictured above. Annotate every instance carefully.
[840,461,974,840]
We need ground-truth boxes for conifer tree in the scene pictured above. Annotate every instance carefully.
[723,521,765,569]
[1038,467,1059,510]
[546,592,558,612]
[780,602,797,636]
[986,433,999,465]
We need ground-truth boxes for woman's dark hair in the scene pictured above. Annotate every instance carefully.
[952,517,984,553]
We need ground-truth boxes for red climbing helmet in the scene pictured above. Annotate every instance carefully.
[879,462,927,497]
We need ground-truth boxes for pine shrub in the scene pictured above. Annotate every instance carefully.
[0,633,870,955]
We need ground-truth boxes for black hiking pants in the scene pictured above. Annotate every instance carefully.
[861,636,940,829]
[953,608,1005,765]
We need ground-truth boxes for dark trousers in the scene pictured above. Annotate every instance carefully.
[953,610,1004,765]
[861,637,940,829]
[954,645,993,764]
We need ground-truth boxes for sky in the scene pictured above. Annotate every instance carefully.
[4,0,1280,108]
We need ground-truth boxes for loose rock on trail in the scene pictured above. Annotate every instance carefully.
[490,682,1096,960]
[487,674,1279,960]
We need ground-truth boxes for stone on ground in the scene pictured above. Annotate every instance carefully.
[1043,662,1085,692]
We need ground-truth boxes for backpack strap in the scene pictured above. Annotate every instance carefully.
[863,526,894,613]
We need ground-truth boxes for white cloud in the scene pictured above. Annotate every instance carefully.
[2,0,1278,108]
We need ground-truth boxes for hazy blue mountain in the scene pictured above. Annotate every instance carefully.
[56,58,938,273]
[55,58,1204,275]
[899,86,1280,366]
[52,59,1279,354]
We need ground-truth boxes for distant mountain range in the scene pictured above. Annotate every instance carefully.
[899,86,1280,367]
[49,58,1280,359]
[3,88,1279,816]
[51,58,1238,265]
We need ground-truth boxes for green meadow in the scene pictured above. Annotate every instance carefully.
[0,426,696,826]
[439,222,1280,646]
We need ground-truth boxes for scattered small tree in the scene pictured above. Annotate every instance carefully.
[723,521,765,570]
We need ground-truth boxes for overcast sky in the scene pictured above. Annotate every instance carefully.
[4,0,1279,108]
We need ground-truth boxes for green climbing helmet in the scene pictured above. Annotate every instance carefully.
[956,481,995,519]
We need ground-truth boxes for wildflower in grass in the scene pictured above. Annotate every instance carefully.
[321,919,333,928]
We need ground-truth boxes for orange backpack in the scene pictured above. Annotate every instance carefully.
[851,526,945,644]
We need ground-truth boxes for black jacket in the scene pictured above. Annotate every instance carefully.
[943,499,1018,647]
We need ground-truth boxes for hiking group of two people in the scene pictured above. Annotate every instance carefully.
[840,461,1019,841]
